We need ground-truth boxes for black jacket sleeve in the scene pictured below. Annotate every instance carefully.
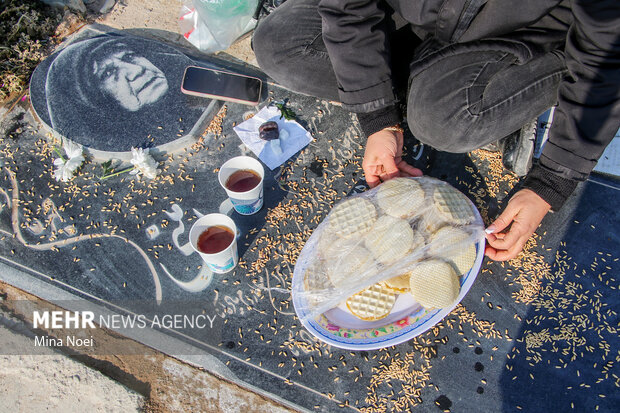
[318,0,402,135]
[524,0,620,210]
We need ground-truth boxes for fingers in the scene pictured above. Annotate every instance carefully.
[365,173,381,188]
[486,221,523,250]
[484,189,551,261]
[362,158,381,187]
[484,245,500,260]
[486,202,518,234]
[485,209,527,261]
[396,160,423,177]
[485,216,536,261]
[484,232,529,261]
[362,129,424,187]
[364,160,423,187]
[362,162,389,188]
[381,156,400,180]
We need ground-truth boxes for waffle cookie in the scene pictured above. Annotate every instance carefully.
[327,197,377,239]
[383,273,411,293]
[320,236,361,262]
[328,246,378,288]
[376,178,425,219]
[303,261,334,307]
[346,283,397,321]
[409,259,460,310]
[364,215,418,265]
[428,226,477,275]
[451,244,477,275]
[421,185,477,233]
[303,261,333,293]
[433,185,476,224]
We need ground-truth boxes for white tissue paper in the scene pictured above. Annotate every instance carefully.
[233,105,313,169]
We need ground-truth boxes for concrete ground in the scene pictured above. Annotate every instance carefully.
[0,321,145,412]
[99,0,258,66]
[0,1,293,412]
[0,281,295,412]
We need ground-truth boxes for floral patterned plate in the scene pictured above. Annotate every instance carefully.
[292,238,485,350]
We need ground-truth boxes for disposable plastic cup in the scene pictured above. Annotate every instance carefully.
[189,214,238,274]
[218,156,264,215]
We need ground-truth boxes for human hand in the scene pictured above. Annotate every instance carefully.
[485,189,551,261]
[362,128,423,188]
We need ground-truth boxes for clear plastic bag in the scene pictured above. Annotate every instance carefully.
[292,176,484,323]
[179,0,258,54]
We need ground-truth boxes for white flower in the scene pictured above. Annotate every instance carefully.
[53,158,71,182]
[63,139,84,159]
[53,139,85,182]
[129,147,159,179]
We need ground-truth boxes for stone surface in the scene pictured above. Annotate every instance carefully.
[30,27,220,158]
[2,6,618,413]
[3,76,619,411]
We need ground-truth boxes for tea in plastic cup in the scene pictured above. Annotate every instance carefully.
[189,214,238,274]
[218,156,264,215]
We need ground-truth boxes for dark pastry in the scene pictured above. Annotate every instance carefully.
[259,121,279,141]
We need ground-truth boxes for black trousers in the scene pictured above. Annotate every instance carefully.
[253,0,570,152]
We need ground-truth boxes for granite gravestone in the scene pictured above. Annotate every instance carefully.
[30,31,218,158]
[13,26,619,413]
[2,80,619,411]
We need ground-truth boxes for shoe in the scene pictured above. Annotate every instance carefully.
[500,118,537,177]
[480,140,501,152]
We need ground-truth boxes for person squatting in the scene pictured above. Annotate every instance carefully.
[252,0,620,261]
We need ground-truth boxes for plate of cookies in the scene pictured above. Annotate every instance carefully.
[292,177,485,350]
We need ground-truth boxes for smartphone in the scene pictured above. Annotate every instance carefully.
[181,66,262,106]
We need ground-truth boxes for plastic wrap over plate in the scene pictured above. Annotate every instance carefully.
[291,177,485,350]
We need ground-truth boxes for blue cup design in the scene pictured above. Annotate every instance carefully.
[206,257,235,273]
[230,187,264,215]
[218,156,265,216]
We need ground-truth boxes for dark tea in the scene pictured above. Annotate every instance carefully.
[225,169,261,193]
[197,225,234,254]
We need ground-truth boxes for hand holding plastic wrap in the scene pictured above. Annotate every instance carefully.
[293,177,484,323]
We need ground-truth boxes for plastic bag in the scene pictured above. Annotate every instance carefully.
[292,176,485,323]
[179,0,258,54]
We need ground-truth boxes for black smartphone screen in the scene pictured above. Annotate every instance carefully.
[182,66,261,104]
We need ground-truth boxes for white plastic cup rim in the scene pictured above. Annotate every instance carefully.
[218,156,264,197]
[189,215,236,253]
[188,213,238,273]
